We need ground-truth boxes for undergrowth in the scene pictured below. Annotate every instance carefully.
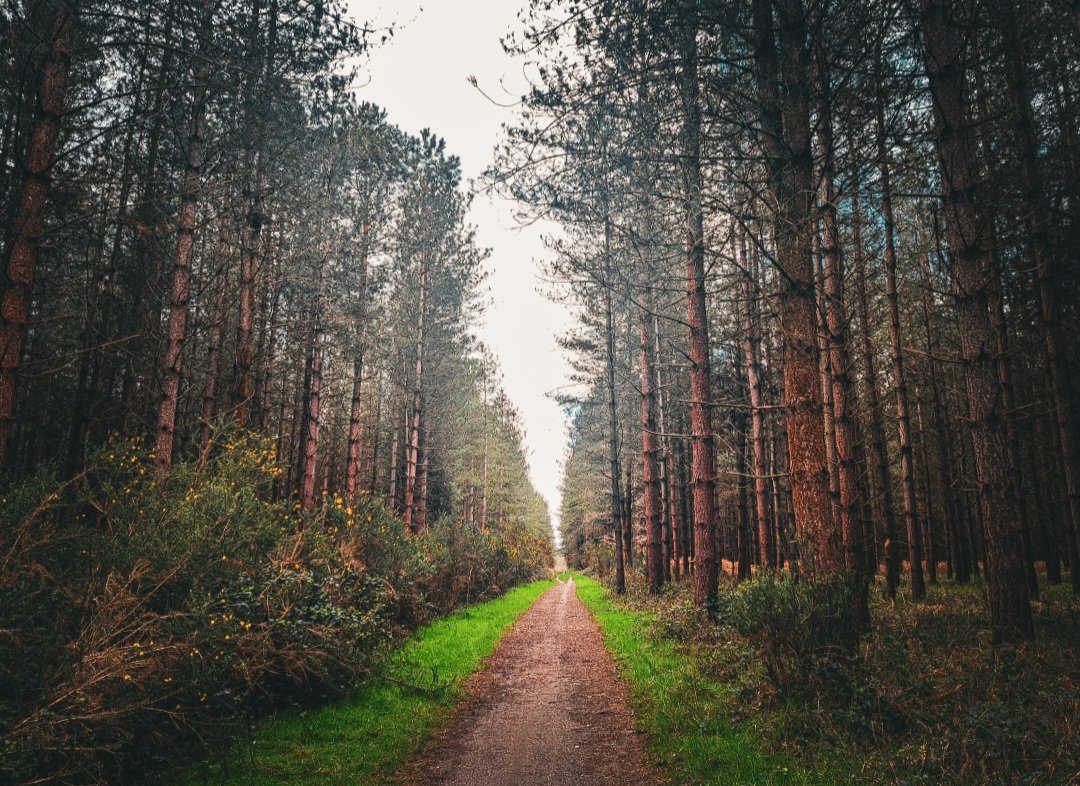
[0,434,552,786]
[573,573,837,786]
[182,578,554,786]
[599,569,1080,785]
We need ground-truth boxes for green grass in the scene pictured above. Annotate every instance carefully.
[184,578,554,786]
[572,574,844,786]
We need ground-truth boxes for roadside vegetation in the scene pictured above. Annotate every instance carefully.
[577,571,1080,785]
[574,574,831,786]
[182,578,553,786]
[0,441,551,785]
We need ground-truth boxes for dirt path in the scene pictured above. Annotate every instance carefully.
[400,577,664,786]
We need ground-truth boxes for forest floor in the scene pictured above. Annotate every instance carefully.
[400,576,665,786]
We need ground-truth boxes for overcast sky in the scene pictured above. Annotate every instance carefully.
[349,0,574,539]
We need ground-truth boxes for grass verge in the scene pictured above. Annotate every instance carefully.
[572,573,842,786]
[183,578,554,786]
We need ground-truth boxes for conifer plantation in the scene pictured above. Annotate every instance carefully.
[0,2,550,782]
[513,0,1080,620]
[497,0,1078,781]
[2,0,1079,784]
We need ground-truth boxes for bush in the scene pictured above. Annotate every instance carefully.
[717,573,862,696]
[0,435,549,785]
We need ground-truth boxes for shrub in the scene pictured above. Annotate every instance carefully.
[717,573,862,696]
[0,434,548,785]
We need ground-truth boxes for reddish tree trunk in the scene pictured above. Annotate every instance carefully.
[640,298,664,593]
[154,36,212,471]
[998,5,1080,593]
[200,263,228,453]
[774,0,838,573]
[344,227,371,499]
[851,187,900,595]
[818,100,868,615]
[299,302,325,513]
[875,75,925,599]
[345,357,365,497]
[0,6,75,468]
[680,4,718,606]
[920,0,1033,641]
[404,263,426,532]
[739,237,775,569]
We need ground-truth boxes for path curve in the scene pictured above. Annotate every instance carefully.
[400,578,664,786]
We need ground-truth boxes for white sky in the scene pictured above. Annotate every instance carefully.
[349,0,574,539]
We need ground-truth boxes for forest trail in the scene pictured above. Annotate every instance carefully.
[400,577,664,786]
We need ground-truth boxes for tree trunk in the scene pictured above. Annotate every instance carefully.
[416,424,429,532]
[733,296,753,580]
[345,224,371,499]
[231,0,277,428]
[997,2,1080,594]
[654,313,675,582]
[623,465,633,569]
[299,272,326,513]
[773,0,838,574]
[852,187,900,597]
[817,87,868,618]
[920,0,1033,641]
[232,213,260,426]
[199,262,228,453]
[605,257,625,593]
[876,68,925,599]
[388,401,402,510]
[154,19,212,471]
[0,5,76,468]
[344,356,365,497]
[816,231,843,541]
[640,294,664,593]
[404,262,427,533]
[739,236,775,570]
[680,2,717,606]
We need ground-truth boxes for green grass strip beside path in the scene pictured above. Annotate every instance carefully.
[186,578,554,786]
[573,574,842,786]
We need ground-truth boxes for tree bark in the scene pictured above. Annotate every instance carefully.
[604,219,625,593]
[199,261,228,453]
[0,5,76,468]
[997,2,1080,594]
[299,265,326,513]
[680,2,718,606]
[154,16,213,471]
[816,71,868,618]
[404,261,427,532]
[231,0,277,427]
[345,223,372,499]
[739,235,775,569]
[919,0,1033,641]
[640,292,664,593]
[654,313,676,582]
[852,187,900,597]
[388,399,402,510]
[774,0,838,574]
[875,66,925,599]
